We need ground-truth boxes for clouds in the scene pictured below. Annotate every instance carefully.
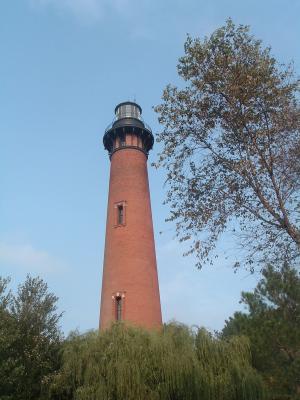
[27,0,205,40]
[156,239,257,331]
[0,242,67,273]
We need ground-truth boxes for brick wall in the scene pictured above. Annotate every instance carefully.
[99,142,162,329]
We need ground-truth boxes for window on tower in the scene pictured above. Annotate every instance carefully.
[120,135,126,147]
[115,296,122,321]
[118,205,124,225]
[114,201,126,227]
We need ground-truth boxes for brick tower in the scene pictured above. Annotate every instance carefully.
[99,102,162,330]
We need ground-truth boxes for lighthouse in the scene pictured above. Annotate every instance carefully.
[99,102,162,330]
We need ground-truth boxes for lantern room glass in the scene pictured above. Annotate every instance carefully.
[116,104,141,120]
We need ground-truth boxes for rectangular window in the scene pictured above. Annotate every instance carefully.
[120,135,126,147]
[114,201,126,227]
[118,205,124,225]
[116,296,122,321]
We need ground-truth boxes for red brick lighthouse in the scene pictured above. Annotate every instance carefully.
[99,102,162,330]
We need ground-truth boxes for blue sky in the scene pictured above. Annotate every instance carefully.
[1,0,299,334]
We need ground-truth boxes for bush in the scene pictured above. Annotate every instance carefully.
[48,322,266,400]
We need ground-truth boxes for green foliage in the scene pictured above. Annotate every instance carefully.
[0,275,63,400]
[48,322,265,400]
[155,19,300,270]
[222,264,300,398]
[0,277,20,400]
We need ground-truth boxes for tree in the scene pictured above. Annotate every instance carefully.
[222,263,300,398]
[0,275,63,400]
[48,322,265,400]
[154,19,300,270]
[0,278,20,400]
